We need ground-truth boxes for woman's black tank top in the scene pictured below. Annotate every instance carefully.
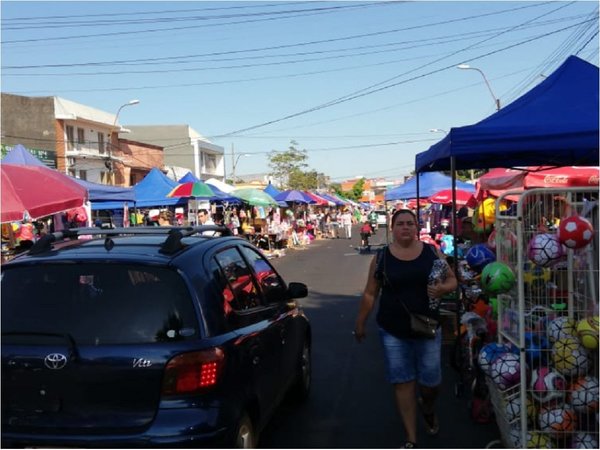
[376,244,439,339]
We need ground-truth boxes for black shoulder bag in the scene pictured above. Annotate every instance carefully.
[376,245,439,339]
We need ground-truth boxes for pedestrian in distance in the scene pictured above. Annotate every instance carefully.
[354,209,458,449]
[359,220,372,248]
[198,209,216,236]
[341,209,353,239]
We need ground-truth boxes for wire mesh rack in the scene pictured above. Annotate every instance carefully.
[488,187,599,449]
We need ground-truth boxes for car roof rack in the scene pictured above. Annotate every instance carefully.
[28,225,232,256]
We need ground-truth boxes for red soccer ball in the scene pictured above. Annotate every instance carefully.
[558,215,594,249]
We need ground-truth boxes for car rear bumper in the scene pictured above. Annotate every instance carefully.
[2,407,230,448]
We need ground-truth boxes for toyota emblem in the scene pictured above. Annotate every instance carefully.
[44,353,67,370]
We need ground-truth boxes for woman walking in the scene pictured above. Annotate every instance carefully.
[354,209,457,448]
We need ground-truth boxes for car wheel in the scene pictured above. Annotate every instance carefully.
[289,340,311,402]
[232,413,256,448]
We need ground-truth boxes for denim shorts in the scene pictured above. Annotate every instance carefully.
[378,327,442,386]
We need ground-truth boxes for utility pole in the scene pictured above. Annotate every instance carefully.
[231,143,235,186]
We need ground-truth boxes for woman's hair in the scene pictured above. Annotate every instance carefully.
[390,209,417,227]
[159,210,172,221]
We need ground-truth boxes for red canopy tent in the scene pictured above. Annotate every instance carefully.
[303,191,330,206]
[476,166,599,200]
[1,164,88,223]
[428,188,476,207]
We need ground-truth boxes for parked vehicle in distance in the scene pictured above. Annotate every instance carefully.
[1,226,311,448]
[374,209,388,228]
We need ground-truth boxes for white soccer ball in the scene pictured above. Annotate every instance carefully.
[490,353,521,390]
[573,432,599,449]
[530,366,566,404]
[527,233,564,267]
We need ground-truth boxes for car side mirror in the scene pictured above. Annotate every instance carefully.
[287,282,308,299]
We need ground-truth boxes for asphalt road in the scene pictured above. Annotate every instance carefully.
[259,226,501,448]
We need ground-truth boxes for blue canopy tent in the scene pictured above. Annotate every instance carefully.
[319,193,346,206]
[2,144,46,166]
[263,183,281,198]
[385,172,475,201]
[134,167,187,208]
[415,56,599,173]
[178,171,201,183]
[274,190,315,204]
[74,179,136,210]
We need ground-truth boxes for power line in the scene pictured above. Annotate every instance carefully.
[216,14,588,137]
[2,2,401,44]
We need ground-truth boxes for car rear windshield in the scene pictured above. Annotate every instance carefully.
[1,263,198,345]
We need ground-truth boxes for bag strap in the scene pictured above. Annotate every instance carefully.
[378,245,414,314]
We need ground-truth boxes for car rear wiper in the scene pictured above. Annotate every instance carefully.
[2,331,80,362]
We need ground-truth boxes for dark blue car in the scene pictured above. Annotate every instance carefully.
[1,226,311,448]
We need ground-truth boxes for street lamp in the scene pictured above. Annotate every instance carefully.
[108,99,140,185]
[457,64,500,111]
[231,153,251,186]
[113,99,140,129]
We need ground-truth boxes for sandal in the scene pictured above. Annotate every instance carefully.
[418,398,440,435]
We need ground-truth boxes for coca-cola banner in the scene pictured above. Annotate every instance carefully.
[523,166,600,188]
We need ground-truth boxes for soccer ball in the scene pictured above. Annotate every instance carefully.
[466,244,496,271]
[477,343,516,375]
[572,432,599,449]
[509,427,554,449]
[576,316,599,350]
[530,366,566,404]
[481,261,516,295]
[524,331,549,368]
[547,316,577,343]
[528,233,565,267]
[557,215,594,249]
[538,405,577,437]
[569,375,599,414]
[490,353,521,390]
[522,261,551,296]
[525,432,553,449]
[552,337,589,377]
[505,395,536,423]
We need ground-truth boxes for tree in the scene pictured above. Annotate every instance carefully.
[268,140,308,188]
[351,178,366,201]
[288,169,322,190]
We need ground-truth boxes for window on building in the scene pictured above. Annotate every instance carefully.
[77,128,85,149]
[66,125,75,151]
[205,154,217,170]
[98,132,105,154]
[79,170,87,181]
[68,168,76,177]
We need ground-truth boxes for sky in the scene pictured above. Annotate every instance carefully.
[2,0,598,182]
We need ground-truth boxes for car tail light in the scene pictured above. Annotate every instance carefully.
[161,348,225,396]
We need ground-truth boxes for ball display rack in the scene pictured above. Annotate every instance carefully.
[490,187,599,448]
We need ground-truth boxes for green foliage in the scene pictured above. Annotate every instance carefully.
[268,140,328,190]
[268,140,308,188]
[289,168,322,190]
[351,178,366,201]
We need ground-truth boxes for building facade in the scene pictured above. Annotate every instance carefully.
[122,125,224,181]
[0,93,158,186]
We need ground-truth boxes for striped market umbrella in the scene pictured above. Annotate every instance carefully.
[232,188,278,206]
[166,181,216,199]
